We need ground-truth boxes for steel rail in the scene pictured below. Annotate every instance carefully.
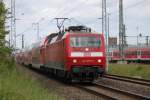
[21,64,116,99]
[104,74,150,87]
[94,83,150,100]
[75,85,117,100]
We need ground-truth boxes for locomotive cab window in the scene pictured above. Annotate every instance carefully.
[70,36,101,48]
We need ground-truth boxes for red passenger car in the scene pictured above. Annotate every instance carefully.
[110,47,150,63]
[140,48,150,61]
[111,50,120,61]
[17,26,106,82]
[124,48,138,61]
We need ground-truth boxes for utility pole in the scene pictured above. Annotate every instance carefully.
[146,36,149,46]
[33,23,40,40]
[13,0,16,49]
[14,0,16,49]
[102,0,107,35]
[102,0,104,34]
[102,0,109,68]
[22,34,24,49]
[10,0,16,49]
[119,0,126,62]
[107,14,110,39]
[32,18,44,41]
[107,13,110,61]
[54,18,69,33]
[10,0,13,47]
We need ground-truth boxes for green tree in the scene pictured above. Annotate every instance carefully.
[0,1,9,46]
[0,1,11,57]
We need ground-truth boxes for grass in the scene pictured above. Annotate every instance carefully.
[108,63,150,80]
[0,58,64,100]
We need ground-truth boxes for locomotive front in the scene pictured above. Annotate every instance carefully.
[66,33,106,81]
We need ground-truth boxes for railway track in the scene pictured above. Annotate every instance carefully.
[104,74,150,87]
[19,65,150,99]
[75,84,116,100]
[76,83,150,100]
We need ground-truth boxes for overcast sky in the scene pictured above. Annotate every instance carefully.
[4,0,150,48]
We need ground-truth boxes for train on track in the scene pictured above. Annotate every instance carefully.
[16,26,106,82]
[109,47,150,63]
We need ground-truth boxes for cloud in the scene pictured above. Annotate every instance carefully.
[4,0,150,48]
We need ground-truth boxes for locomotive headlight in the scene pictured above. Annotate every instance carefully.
[97,59,102,63]
[85,48,89,51]
[73,59,77,63]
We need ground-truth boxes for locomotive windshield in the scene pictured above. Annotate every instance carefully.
[70,36,101,48]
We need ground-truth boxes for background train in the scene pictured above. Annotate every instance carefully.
[109,47,150,63]
[16,26,106,82]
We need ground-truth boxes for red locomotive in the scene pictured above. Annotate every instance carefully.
[110,47,150,63]
[16,26,106,82]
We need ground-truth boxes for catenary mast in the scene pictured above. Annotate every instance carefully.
[119,0,126,61]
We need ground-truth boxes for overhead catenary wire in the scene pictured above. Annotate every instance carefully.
[70,18,85,25]
[53,0,71,18]
[110,0,149,15]
[59,0,89,17]
[16,0,149,36]
[53,0,95,28]
[36,0,69,23]
[125,0,149,9]
[16,25,33,37]
[17,0,70,36]
[17,0,99,37]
